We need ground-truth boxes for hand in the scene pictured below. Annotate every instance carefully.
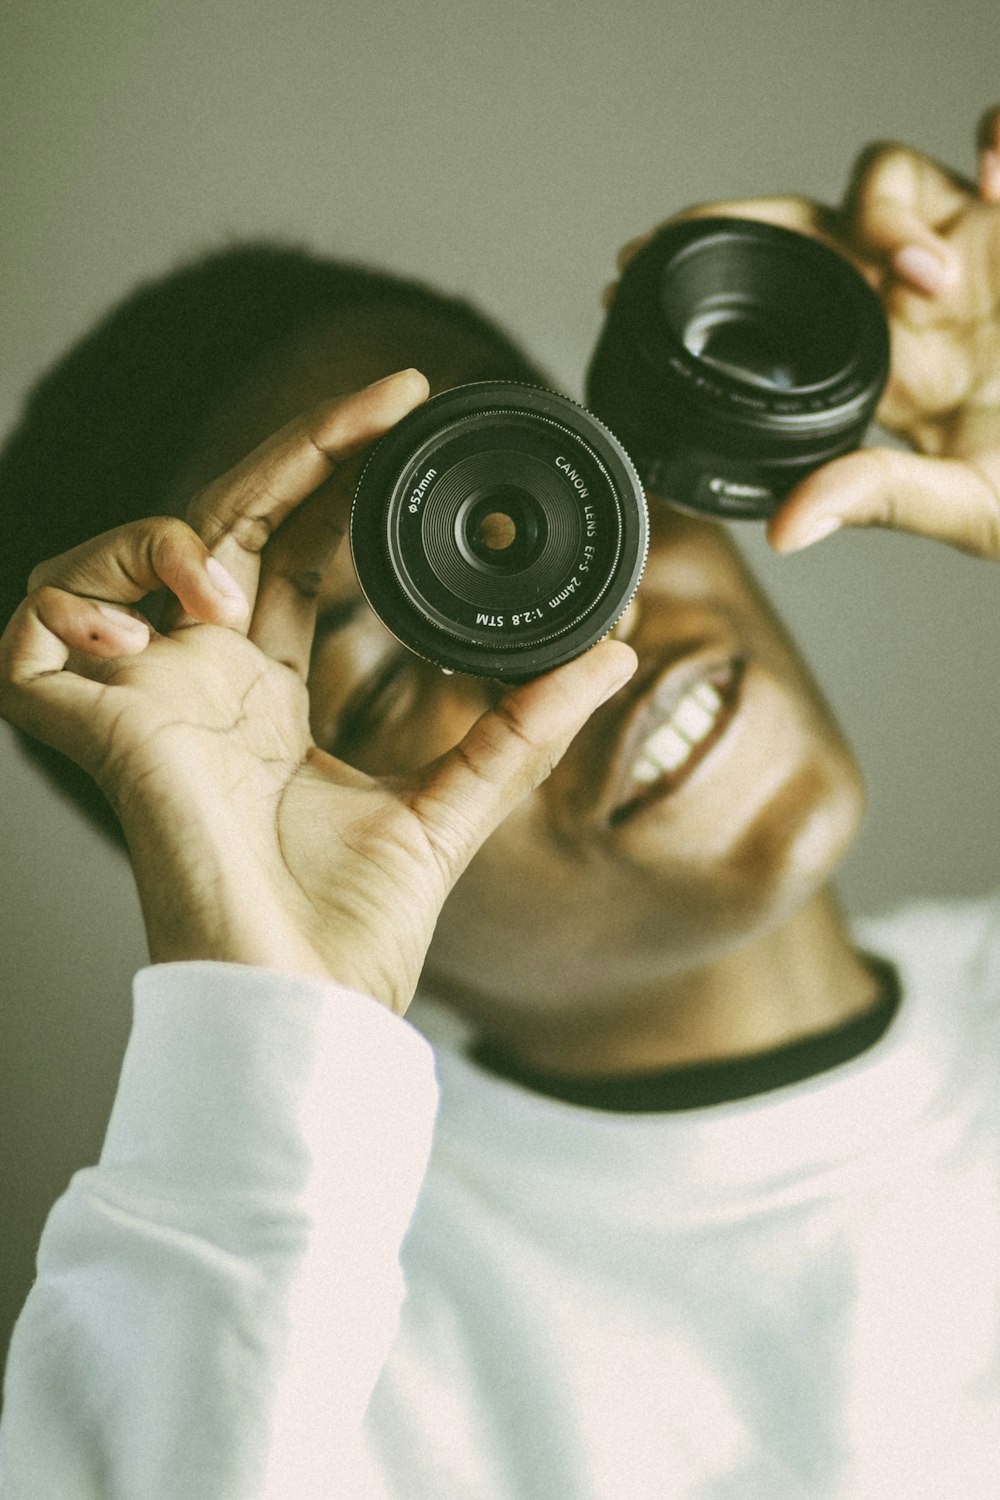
[770,106,1000,556]
[608,107,1000,560]
[0,371,637,1013]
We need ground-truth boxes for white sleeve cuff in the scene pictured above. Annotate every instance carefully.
[1,962,439,1499]
[101,961,439,1229]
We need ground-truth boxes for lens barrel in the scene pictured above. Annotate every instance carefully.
[586,217,890,519]
[351,382,648,679]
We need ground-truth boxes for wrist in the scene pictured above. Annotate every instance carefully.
[117,780,333,978]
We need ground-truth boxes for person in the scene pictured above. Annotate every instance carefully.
[0,110,998,1498]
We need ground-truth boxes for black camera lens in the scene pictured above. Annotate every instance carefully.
[351,382,647,680]
[586,216,891,519]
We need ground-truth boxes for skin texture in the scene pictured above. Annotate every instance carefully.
[1,111,997,1075]
[166,302,874,1069]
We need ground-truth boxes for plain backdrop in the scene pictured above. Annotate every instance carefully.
[1,0,997,1362]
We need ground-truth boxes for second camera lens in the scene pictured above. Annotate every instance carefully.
[586,216,891,519]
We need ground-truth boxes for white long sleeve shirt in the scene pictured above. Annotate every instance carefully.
[2,896,1000,1498]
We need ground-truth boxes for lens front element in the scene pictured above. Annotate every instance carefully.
[586,217,890,519]
[352,384,648,679]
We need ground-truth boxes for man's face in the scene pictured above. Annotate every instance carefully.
[192,302,866,1030]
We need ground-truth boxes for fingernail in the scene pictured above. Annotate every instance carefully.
[96,605,150,642]
[979,148,1000,201]
[893,243,958,296]
[365,368,420,391]
[780,515,842,553]
[205,556,248,603]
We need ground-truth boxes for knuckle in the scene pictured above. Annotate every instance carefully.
[26,583,64,615]
[26,560,52,592]
[491,696,540,756]
[190,493,273,554]
[855,139,908,176]
[976,104,1000,152]
[147,514,200,569]
[228,511,276,553]
[184,482,212,531]
[450,737,497,791]
[846,140,912,204]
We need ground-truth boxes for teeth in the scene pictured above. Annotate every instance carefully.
[693,682,723,714]
[628,679,725,787]
[644,723,692,770]
[672,692,717,742]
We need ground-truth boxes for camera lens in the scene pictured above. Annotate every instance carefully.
[351,382,647,680]
[586,217,890,519]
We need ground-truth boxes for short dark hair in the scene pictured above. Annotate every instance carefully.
[0,241,544,842]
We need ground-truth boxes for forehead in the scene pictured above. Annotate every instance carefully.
[177,297,543,610]
[176,297,540,492]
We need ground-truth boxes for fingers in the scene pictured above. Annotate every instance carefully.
[0,586,146,761]
[184,369,429,630]
[843,141,970,297]
[410,641,638,879]
[845,109,1000,283]
[0,516,247,756]
[27,516,248,626]
[247,459,365,676]
[2,586,148,681]
[767,447,1000,560]
[977,104,1000,201]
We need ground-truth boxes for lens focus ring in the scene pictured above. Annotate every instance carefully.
[586,217,890,520]
[351,383,648,680]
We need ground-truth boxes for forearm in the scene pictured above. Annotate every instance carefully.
[0,963,439,1499]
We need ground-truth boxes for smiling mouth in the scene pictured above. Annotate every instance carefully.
[608,657,745,827]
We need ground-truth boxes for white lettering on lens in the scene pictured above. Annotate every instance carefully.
[476,612,505,627]
[556,456,589,500]
[548,575,581,609]
[708,476,770,499]
[408,467,438,513]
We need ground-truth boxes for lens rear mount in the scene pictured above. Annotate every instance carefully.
[351,383,648,680]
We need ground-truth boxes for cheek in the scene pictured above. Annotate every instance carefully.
[427,798,590,977]
[314,666,490,777]
[379,689,486,773]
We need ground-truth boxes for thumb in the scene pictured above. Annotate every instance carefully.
[410,640,638,879]
[767,448,1000,559]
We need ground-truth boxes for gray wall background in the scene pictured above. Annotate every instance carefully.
[1,0,997,1358]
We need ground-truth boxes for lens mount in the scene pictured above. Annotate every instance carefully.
[586,217,890,518]
[351,383,647,679]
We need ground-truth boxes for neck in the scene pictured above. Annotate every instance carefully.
[435,890,881,1078]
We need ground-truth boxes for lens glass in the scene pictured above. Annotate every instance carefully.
[351,384,647,678]
[662,239,854,391]
[585,216,892,520]
[457,485,548,573]
[683,306,816,390]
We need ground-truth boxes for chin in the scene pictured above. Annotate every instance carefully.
[635,749,867,955]
[425,729,866,1014]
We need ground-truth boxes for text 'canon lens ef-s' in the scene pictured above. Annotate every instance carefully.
[350,383,648,680]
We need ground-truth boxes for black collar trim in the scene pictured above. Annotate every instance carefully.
[468,957,902,1114]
